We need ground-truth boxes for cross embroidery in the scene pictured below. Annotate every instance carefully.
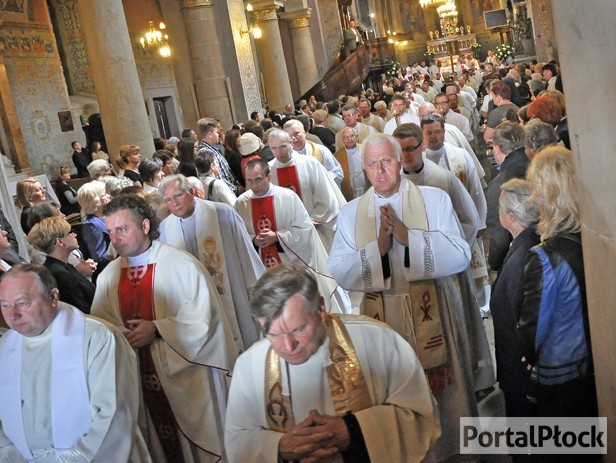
[420,290,432,322]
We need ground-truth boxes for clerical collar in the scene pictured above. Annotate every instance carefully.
[127,245,153,267]
[296,145,307,155]
[276,154,296,167]
[403,162,424,175]
[346,145,358,154]
[254,184,275,198]
[180,210,197,223]
[426,145,446,158]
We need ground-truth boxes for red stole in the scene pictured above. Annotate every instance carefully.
[250,196,283,268]
[276,165,303,200]
[118,264,185,463]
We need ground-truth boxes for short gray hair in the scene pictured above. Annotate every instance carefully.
[158,174,192,195]
[250,265,320,335]
[493,121,525,155]
[499,178,538,228]
[360,133,402,165]
[268,128,292,144]
[524,119,557,151]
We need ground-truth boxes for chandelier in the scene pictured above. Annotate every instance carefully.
[139,21,171,58]
[437,1,458,19]
[419,0,448,8]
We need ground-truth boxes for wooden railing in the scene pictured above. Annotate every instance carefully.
[298,45,371,103]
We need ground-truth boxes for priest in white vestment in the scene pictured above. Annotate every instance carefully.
[328,134,480,462]
[358,98,385,132]
[236,159,351,314]
[158,175,265,351]
[418,102,486,186]
[384,95,421,135]
[0,265,150,463]
[334,105,376,151]
[267,129,346,252]
[394,123,496,393]
[92,194,237,463]
[334,127,369,201]
[435,92,475,143]
[283,119,344,185]
[421,114,490,307]
[225,265,440,463]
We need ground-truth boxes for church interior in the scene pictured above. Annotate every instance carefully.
[0,0,615,457]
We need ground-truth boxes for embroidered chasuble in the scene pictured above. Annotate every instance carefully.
[250,196,282,268]
[118,264,185,463]
[264,315,373,432]
[356,185,451,394]
[276,165,302,200]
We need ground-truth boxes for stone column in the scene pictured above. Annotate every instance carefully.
[159,0,200,128]
[0,60,29,172]
[552,1,616,456]
[77,0,154,161]
[279,8,319,95]
[181,0,233,126]
[528,0,556,62]
[250,0,294,112]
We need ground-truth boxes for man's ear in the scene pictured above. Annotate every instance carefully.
[50,288,60,306]
[317,297,327,321]
[142,218,151,235]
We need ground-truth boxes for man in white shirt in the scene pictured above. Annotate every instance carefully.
[358,98,385,132]
[334,126,368,200]
[435,92,474,142]
[334,105,376,151]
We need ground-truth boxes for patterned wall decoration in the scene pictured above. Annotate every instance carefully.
[228,0,263,114]
[49,0,94,95]
[0,0,31,23]
[0,25,55,56]
[3,56,81,176]
[317,0,344,67]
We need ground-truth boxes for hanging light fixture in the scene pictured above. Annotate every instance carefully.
[437,1,458,19]
[419,0,448,8]
[139,2,171,59]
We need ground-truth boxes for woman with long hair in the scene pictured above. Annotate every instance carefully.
[177,137,199,177]
[518,146,597,425]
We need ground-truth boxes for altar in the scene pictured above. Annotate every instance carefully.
[427,28,478,76]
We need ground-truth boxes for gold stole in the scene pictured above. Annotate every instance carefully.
[334,147,354,201]
[306,140,324,164]
[356,185,449,379]
[443,146,469,189]
[264,315,373,432]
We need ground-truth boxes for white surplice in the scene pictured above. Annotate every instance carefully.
[225,315,441,463]
[328,179,480,461]
[235,184,351,314]
[269,153,346,252]
[0,304,151,463]
[92,241,237,463]
[159,198,265,350]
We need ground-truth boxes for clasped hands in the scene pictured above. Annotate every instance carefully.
[254,228,278,247]
[378,204,408,256]
[278,409,351,463]
[125,319,157,348]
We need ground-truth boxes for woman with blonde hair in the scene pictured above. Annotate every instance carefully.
[16,177,47,233]
[27,216,95,313]
[77,181,111,279]
[517,146,597,424]
[118,144,143,186]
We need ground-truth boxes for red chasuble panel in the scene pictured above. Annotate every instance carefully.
[250,196,282,268]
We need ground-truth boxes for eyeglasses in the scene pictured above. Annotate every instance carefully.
[401,140,423,152]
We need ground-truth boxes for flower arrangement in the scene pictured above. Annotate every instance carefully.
[493,43,515,61]
[386,62,402,78]
[424,50,435,61]
[471,42,482,52]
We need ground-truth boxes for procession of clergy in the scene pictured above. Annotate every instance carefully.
[0,91,502,462]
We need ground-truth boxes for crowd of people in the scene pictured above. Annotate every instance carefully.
[0,53,597,463]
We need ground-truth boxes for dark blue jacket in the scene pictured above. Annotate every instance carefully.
[517,233,593,386]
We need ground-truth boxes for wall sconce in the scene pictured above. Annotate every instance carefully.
[241,24,262,39]
[242,3,262,39]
